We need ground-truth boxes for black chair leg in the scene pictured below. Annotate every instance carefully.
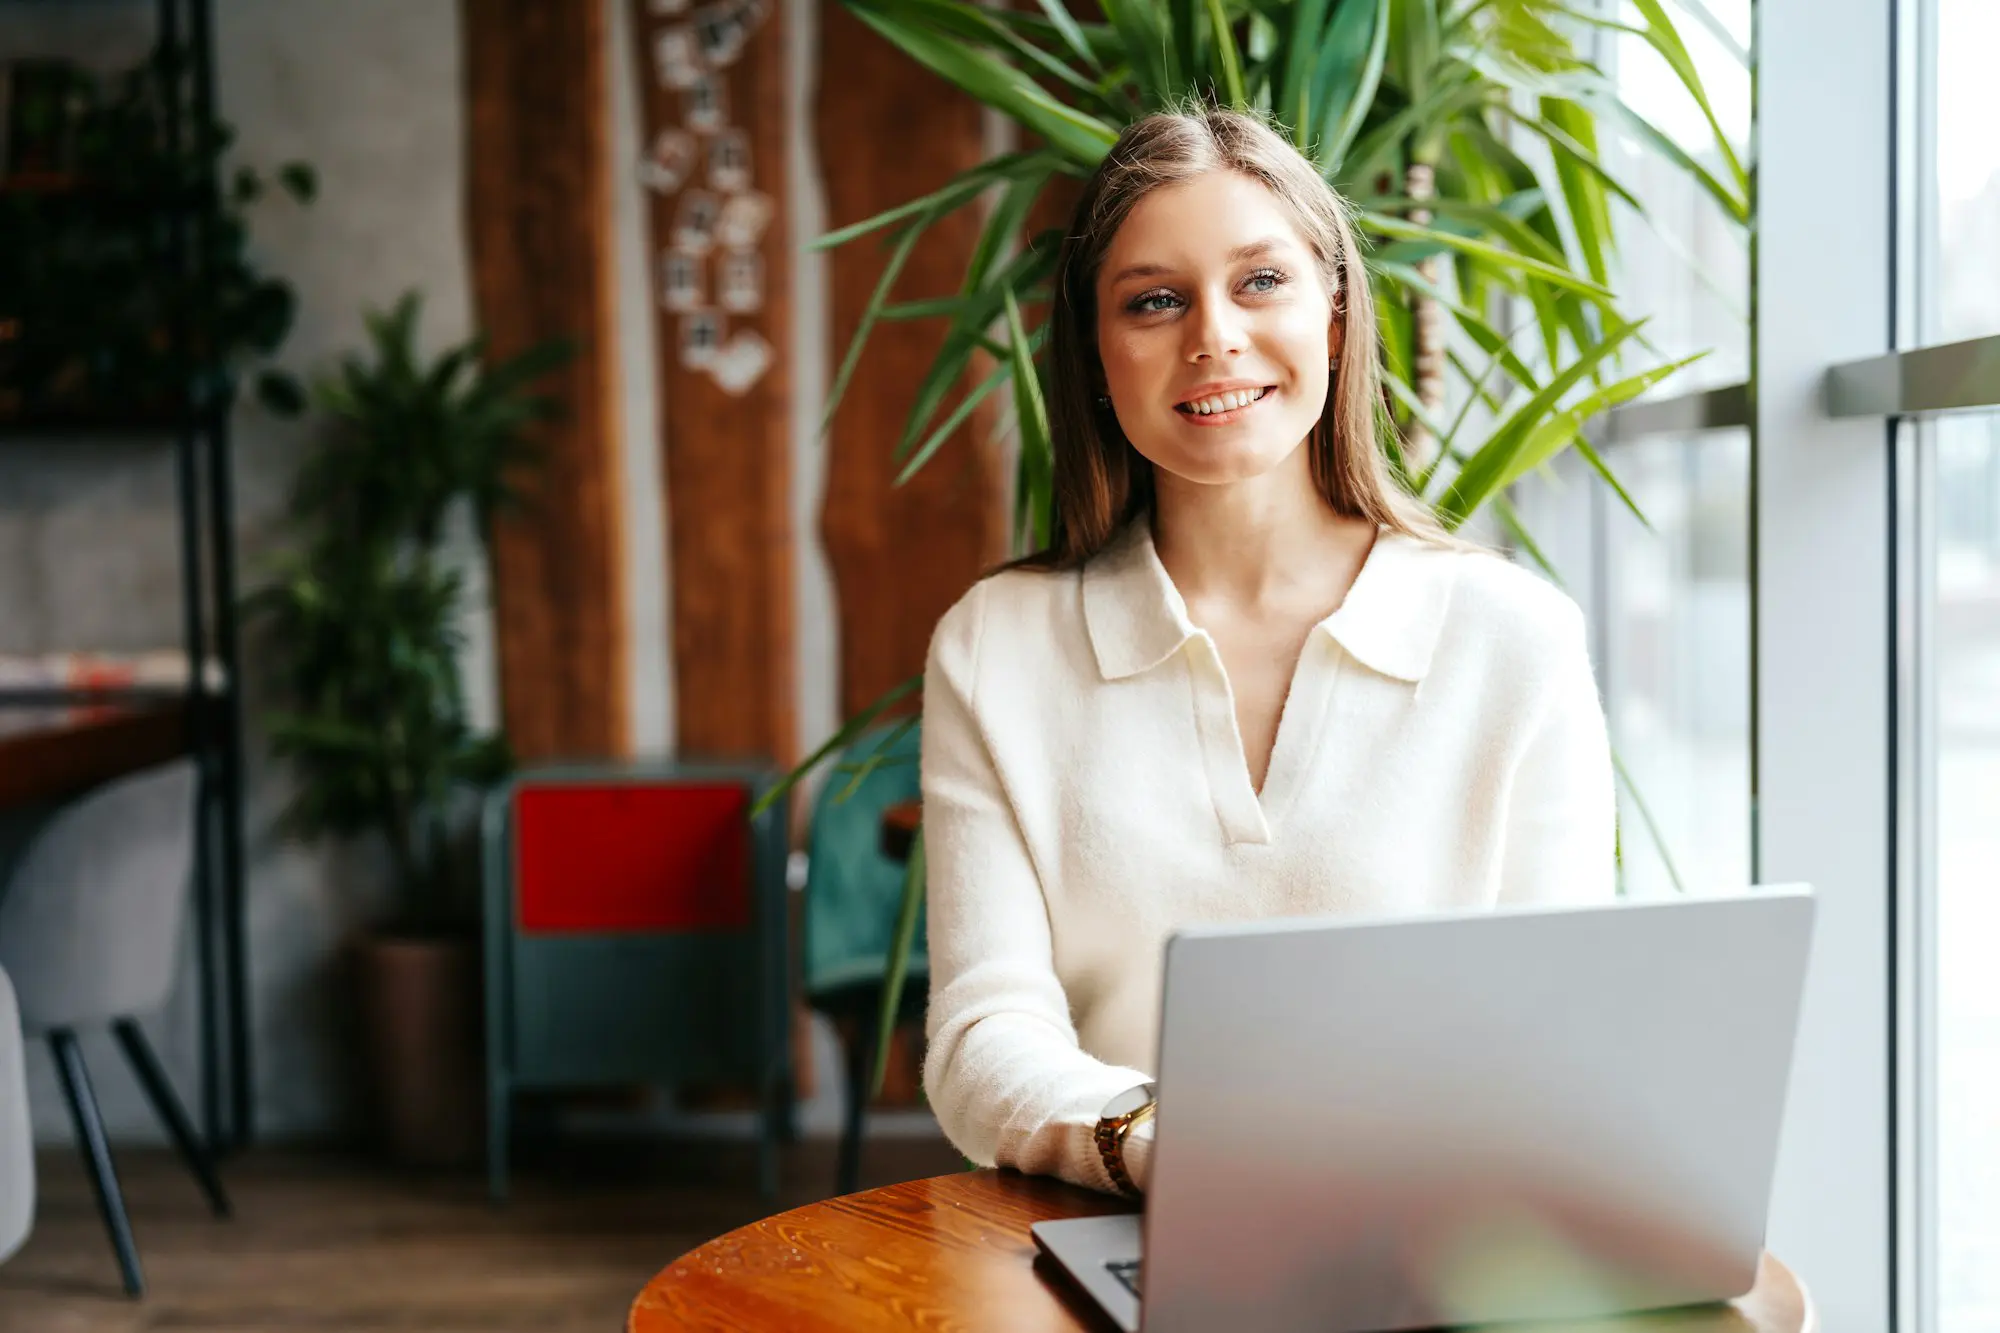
[49,1030,145,1298]
[757,1069,782,1205]
[113,1019,231,1219]
[836,1024,869,1198]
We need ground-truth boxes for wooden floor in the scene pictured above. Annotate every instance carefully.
[0,1135,966,1331]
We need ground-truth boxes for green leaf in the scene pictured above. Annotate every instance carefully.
[1625,0,1746,197]
[1033,0,1103,71]
[1167,0,1197,98]
[873,0,1116,110]
[895,237,1061,461]
[874,827,926,1097]
[1202,0,1246,107]
[1339,78,1492,191]
[963,162,1053,298]
[882,297,965,322]
[848,3,1119,162]
[1279,0,1332,146]
[1434,317,1648,521]
[1594,95,1747,225]
[749,674,923,819]
[1003,289,1055,551]
[896,324,1046,482]
[1444,343,1703,522]
[1491,493,1563,585]
[831,714,923,802]
[1498,104,1643,214]
[822,202,937,435]
[812,152,1035,251]
[1359,212,1613,300]
[1613,747,1688,895]
[1096,0,1171,104]
[1314,0,1392,174]
[1569,429,1650,532]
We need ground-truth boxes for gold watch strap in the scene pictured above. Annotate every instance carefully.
[1093,1085,1158,1198]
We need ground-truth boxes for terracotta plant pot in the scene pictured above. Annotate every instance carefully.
[353,934,484,1169]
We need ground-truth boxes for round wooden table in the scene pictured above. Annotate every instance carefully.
[627,1170,1816,1332]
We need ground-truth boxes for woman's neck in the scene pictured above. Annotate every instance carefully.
[1149,444,1376,614]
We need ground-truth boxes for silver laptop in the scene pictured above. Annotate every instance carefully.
[1033,886,1816,1333]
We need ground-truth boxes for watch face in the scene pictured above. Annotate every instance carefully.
[1104,1082,1158,1121]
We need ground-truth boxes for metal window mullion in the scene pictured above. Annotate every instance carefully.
[1753,0,1899,1329]
[1891,0,1938,1325]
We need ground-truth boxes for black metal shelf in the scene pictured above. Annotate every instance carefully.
[2,0,254,1154]
[0,683,222,708]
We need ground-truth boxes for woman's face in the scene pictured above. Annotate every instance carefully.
[1094,170,1339,488]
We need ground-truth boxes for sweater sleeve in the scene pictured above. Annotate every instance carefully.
[1498,601,1618,906]
[919,580,1154,1195]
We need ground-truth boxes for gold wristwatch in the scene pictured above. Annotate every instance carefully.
[1093,1081,1158,1198]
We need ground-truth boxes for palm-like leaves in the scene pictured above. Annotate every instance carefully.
[820,0,1743,514]
[247,294,569,933]
[790,0,1745,1073]
[300,292,572,552]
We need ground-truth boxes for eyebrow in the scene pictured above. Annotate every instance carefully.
[1104,238,1291,289]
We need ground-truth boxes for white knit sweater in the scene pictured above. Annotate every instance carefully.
[918,519,1617,1196]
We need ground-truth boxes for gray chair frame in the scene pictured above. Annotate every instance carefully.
[0,965,32,1267]
[0,760,228,1298]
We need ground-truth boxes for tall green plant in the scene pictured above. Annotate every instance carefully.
[784,0,1744,1086]
[247,294,572,935]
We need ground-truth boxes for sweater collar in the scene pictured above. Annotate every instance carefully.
[1081,518,1458,684]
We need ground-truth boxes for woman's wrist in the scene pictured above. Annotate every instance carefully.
[1093,1081,1158,1197]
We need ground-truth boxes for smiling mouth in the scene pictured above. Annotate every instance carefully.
[1175,386,1275,418]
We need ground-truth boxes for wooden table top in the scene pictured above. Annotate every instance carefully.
[0,703,188,810]
[627,1170,1816,1332]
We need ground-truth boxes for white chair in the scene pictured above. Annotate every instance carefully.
[0,759,228,1298]
[0,964,31,1266]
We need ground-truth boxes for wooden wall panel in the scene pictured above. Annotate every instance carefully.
[816,0,1010,724]
[463,0,629,761]
[626,0,795,766]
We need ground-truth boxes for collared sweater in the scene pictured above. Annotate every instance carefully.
[918,518,1617,1196]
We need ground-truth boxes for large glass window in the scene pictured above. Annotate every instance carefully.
[1931,413,2000,1332]
[1601,428,1751,898]
[1604,0,1751,391]
[1520,0,1754,899]
[1921,1,2000,1326]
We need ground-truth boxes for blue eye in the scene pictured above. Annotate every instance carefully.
[1130,290,1181,314]
[1244,268,1288,294]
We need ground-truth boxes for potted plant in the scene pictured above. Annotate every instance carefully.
[248,292,570,1166]
[0,46,316,425]
[772,0,1746,1083]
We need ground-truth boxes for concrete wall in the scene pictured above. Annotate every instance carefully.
[3,0,485,1144]
[2,0,887,1147]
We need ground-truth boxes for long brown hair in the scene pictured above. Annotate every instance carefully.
[1012,106,1450,572]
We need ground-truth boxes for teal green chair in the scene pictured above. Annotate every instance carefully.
[803,723,925,1197]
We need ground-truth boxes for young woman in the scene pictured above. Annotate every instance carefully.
[918,108,1615,1198]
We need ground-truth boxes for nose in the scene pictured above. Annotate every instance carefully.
[1184,291,1246,363]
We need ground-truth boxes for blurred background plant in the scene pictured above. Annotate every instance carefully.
[245,292,572,937]
[0,45,316,425]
